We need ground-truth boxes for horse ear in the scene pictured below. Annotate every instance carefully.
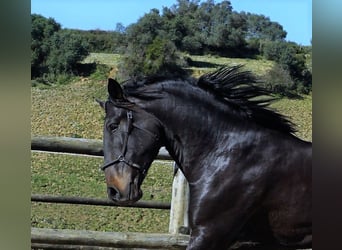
[95,98,105,109]
[108,78,124,100]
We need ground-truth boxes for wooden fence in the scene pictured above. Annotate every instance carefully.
[31,136,311,250]
[31,136,190,249]
[31,228,189,250]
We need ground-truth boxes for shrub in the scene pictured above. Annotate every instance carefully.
[31,14,90,84]
[89,64,112,81]
[46,30,90,77]
[118,36,187,80]
[31,14,61,78]
[262,63,296,97]
[260,41,312,95]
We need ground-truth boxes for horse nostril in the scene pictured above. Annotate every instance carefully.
[107,186,121,200]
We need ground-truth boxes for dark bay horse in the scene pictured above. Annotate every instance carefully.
[97,66,312,250]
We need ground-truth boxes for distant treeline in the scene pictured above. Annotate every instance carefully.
[31,0,311,95]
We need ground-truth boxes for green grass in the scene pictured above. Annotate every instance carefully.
[82,52,121,66]
[82,53,274,78]
[271,95,312,141]
[31,152,174,232]
[31,55,311,233]
[186,54,274,77]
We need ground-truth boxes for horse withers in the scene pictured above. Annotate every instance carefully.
[97,66,312,250]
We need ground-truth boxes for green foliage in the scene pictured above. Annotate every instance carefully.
[116,0,294,79]
[155,0,288,57]
[244,13,287,41]
[117,44,144,80]
[89,64,112,81]
[31,152,173,232]
[163,0,248,56]
[31,14,90,83]
[262,63,296,96]
[69,28,127,53]
[144,37,185,75]
[46,30,90,77]
[261,41,312,94]
[31,14,61,78]
[119,36,187,79]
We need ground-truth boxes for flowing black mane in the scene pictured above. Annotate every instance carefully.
[121,65,296,135]
[197,65,296,134]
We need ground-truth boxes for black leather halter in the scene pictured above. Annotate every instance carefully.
[100,110,159,175]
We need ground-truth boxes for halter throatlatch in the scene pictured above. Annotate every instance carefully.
[100,110,158,176]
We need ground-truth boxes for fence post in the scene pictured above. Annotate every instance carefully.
[169,163,190,235]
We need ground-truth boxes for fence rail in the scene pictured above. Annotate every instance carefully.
[31,227,189,250]
[32,194,170,210]
[31,136,172,160]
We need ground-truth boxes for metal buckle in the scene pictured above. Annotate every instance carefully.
[117,155,125,162]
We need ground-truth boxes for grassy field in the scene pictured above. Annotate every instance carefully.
[31,54,311,233]
[82,52,121,66]
[82,53,274,77]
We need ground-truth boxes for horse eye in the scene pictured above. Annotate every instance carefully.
[108,123,119,133]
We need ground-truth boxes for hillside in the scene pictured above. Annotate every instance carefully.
[83,52,274,78]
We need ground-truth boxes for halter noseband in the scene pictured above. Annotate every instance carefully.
[100,110,159,175]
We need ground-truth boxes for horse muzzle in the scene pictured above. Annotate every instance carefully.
[107,182,143,205]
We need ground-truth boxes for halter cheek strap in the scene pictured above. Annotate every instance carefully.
[100,110,158,175]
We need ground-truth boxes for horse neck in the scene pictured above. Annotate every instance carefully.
[131,83,255,176]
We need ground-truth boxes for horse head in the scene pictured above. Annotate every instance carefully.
[97,79,164,204]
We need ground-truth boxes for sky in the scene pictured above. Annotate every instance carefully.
[31,0,312,46]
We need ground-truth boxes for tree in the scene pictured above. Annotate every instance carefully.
[144,37,185,75]
[31,14,90,82]
[46,30,90,77]
[118,36,186,79]
[70,29,126,53]
[31,14,61,78]
[161,0,248,55]
[263,63,295,96]
[126,8,165,46]
[118,8,187,79]
[261,41,312,94]
[243,13,287,41]
[115,22,126,33]
[201,2,247,55]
